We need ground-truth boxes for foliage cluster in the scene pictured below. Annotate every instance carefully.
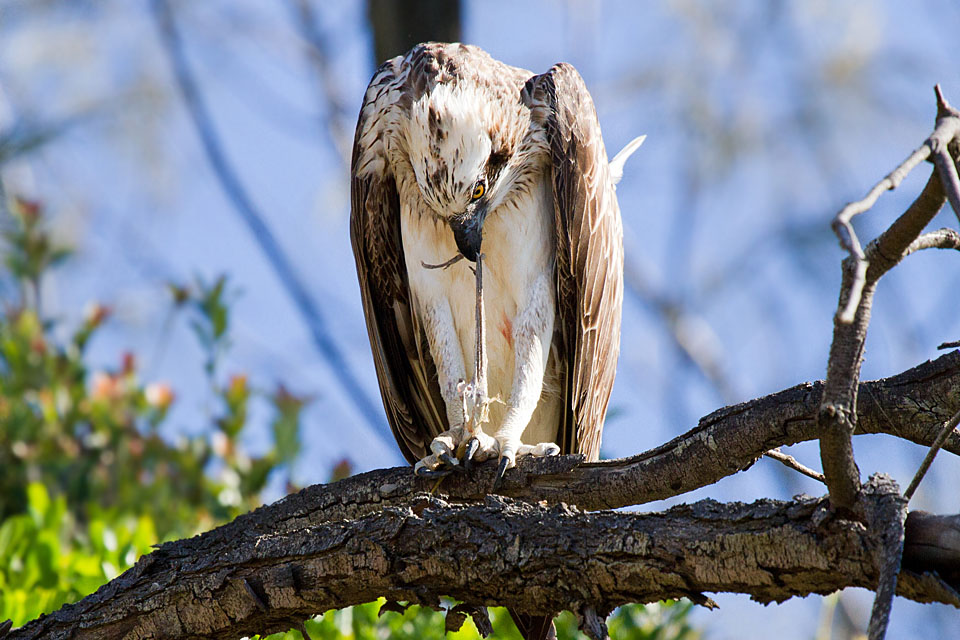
[0,198,304,624]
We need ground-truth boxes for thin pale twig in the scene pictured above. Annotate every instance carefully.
[832,84,960,324]
[932,84,960,226]
[764,449,826,484]
[456,254,490,436]
[932,147,960,226]
[836,258,869,324]
[904,408,960,502]
[832,145,930,323]
[832,144,931,254]
[902,227,960,257]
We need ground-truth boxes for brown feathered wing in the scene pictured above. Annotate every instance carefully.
[525,63,624,461]
[349,62,448,464]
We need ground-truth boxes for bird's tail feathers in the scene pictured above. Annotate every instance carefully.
[509,609,557,640]
[609,134,647,185]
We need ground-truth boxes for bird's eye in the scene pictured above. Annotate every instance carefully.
[471,181,485,200]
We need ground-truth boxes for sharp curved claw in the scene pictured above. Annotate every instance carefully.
[492,456,511,492]
[439,452,465,472]
[462,437,480,471]
[415,466,455,479]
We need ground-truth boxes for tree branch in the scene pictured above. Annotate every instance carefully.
[196,351,960,535]
[819,87,960,516]
[818,86,960,638]
[6,352,960,638]
[831,86,960,325]
[903,227,960,257]
[7,476,959,640]
[819,170,947,514]
[763,448,825,483]
[864,480,907,640]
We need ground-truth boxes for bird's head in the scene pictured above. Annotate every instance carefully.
[406,81,524,261]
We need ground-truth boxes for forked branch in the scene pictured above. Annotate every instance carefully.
[819,87,959,518]
[819,85,960,639]
[831,85,960,324]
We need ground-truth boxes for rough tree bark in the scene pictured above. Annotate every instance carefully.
[5,478,959,640]
[5,355,960,640]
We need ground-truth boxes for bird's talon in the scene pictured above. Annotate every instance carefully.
[462,437,481,471]
[416,467,455,479]
[439,452,465,472]
[492,456,511,492]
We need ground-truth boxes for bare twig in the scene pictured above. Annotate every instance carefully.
[863,479,908,640]
[832,85,960,324]
[932,148,960,225]
[764,449,825,483]
[474,253,487,408]
[835,258,869,325]
[933,85,960,226]
[820,86,957,516]
[150,0,393,448]
[454,254,490,437]
[904,408,960,502]
[938,340,960,350]
[902,227,960,257]
[463,253,488,433]
[832,144,930,323]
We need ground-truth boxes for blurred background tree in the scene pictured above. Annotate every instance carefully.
[0,196,307,624]
[0,0,958,638]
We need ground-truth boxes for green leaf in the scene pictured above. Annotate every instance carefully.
[26,483,50,525]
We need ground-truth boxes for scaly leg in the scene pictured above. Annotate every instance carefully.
[411,299,480,476]
[413,268,560,483]
[491,271,559,487]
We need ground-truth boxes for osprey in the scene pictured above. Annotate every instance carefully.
[351,42,640,483]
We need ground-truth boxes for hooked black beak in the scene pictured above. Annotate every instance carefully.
[449,202,488,262]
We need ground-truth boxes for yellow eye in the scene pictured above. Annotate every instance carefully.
[471,181,485,200]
